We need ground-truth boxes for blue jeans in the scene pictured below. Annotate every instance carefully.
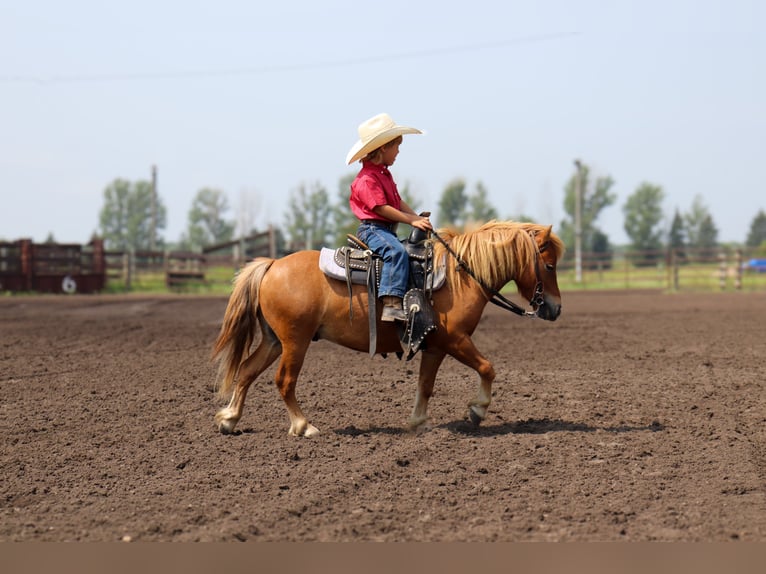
[357,221,409,299]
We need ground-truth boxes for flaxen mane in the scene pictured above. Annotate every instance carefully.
[432,220,565,291]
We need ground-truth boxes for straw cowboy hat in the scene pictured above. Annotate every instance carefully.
[345,113,422,165]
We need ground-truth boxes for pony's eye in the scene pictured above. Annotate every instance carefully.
[545,263,555,271]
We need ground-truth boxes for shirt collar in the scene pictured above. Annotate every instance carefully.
[361,160,390,176]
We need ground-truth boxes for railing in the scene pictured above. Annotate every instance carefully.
[103,228,283,292]
[557,247,766,292]
[0,239,106,293]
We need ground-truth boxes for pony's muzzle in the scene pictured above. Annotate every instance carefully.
[537,299,561,321]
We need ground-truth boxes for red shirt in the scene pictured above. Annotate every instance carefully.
[349,161,401,221]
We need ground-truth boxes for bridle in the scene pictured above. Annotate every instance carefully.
[430,229,546,318]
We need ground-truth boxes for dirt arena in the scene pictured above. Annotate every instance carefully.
[1,289,765,542]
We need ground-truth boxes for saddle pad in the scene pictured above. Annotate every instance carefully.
[319,247,447,290]
[319,247,369,284]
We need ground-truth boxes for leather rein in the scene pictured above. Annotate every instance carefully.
[430,230,545,318]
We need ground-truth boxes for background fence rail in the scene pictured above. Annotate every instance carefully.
[557,246,766,292]
[3,231,765,294]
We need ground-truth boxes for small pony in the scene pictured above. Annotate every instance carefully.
[212,220,564,436]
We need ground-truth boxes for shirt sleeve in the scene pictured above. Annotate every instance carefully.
[353,173,387,210]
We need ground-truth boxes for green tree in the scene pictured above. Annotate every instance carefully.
[745,209,766,247]
[506,212,536,223]
[623,182,665,259]
[668,208,686,262]
[185,188,235,251]
[284,181,332,250]
[559,163,616,254]
[684,195,718,248]
[467,181,498,224]
[99,178,166,251]
[437,178,468,228]
[697,213,719,257]
[396,181,424,239]
[333,173,359,246]
[590,229,612,269]
[398,181,421,215]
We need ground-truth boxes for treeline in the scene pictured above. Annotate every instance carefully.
[83,163,766,257]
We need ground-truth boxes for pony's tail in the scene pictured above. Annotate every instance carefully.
[212,257,274,398]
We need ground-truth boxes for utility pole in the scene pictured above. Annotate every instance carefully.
[150,165,157,252]
[574,159,583,283]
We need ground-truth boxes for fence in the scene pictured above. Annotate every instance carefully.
[558,246,766,292]
[4,232,763,294]
[105,227,285,291]
[0,239,105,293]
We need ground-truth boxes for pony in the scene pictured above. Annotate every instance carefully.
[212,220,564,436]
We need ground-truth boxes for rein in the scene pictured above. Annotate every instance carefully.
[430,230,544,318]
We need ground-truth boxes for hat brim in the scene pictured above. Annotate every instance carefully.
[345,126,422,165]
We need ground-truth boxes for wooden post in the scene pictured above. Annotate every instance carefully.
[20,239,33,291]
[718,253,726,291]
[125,250,133,291]
[735,249,743,291]
[574,160,583,284]
[269,225,277,259]
[150,165,157,252]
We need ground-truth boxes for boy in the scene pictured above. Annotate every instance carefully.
[346,113,432,322]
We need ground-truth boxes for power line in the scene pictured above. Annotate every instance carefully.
[1,31,578,85]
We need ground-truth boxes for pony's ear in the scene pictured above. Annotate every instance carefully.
[538,225,553,252]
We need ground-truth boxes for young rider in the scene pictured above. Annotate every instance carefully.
[346,113,432,322]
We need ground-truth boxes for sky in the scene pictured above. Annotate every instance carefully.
[1,0,763,246]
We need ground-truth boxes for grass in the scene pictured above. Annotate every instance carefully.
[101,262,766,296]
[104,266,238,295]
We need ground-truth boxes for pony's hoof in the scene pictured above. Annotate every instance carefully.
[407,415,429,431]
[217,419,238,435]
[468,406,485,427]
[289,422,320,437]
[215,410,239,434]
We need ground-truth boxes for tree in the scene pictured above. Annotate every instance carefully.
[506,212,536,223]
[398,181,421,215]
[684,195,717,249]
[333,173,358,247]
[99,178,166,251]
[697,213,719,258]
[745,209,766,247]
[437,178,468,228]
[185,188,235,251]
[590,229,612,269]
[467,181,498,224]
[396,181,423,239]
[284,182,332,250]
[668,208,687,261]
[622,182,665,261]
[235,188,261,239]
[559,163,616,254]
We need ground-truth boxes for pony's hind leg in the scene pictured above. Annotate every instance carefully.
[274,342,318,437]
[215,340,281,434]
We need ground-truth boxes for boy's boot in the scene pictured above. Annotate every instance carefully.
[381,295,406,322]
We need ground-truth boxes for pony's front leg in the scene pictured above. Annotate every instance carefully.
[449,338,496,426]
[408,349,446,430]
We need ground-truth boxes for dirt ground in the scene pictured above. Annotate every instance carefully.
[1,289,765,542]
